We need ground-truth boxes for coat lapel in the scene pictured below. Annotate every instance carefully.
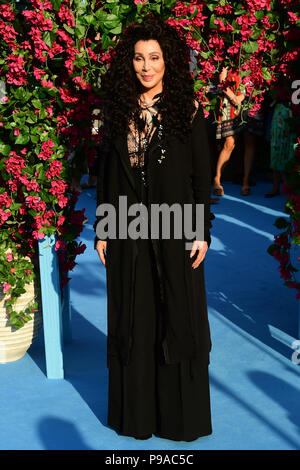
[113,134,137,197]
[113,125,162,200]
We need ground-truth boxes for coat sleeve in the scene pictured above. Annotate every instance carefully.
[191,106,212,248]
[93,138,109,250]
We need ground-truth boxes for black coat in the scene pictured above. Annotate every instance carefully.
[94,106,213,368]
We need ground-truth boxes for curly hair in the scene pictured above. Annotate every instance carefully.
[100,14,196,143]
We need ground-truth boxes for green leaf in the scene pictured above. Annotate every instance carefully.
[206,3,215,11]
[242,41,259,54]
[83,15,96,26]
[32,99,42,109]
[8,202,22,211]
[103,13,120,29]
[51,0,62,11]
[75,23,86,39]
[0,143,11,156]
[39,108,48,120]
[109,24,122,35]
[200,51,209,59]
[119,3,131,14]
[101,34,111,50]
[43,31,55,48]
[209,14,217,29]
[26,114,38,124]
[194,80,203,92]
[262,67,272,80]
[63,24,75,34]
[255,11,264,20]
[30,135,40,144]
[95,8,106,21]
[15,134,30,145]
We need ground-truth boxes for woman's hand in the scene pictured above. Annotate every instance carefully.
[190,240,208,269]
[96,240,107,266]
[219,66,228,83]
[234,94,245,107]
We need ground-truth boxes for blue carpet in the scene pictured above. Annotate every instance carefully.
[0,179,299,450]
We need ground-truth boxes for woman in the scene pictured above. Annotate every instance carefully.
[213,66,246,196]
[93,15,213,441]
[265,79,296,197]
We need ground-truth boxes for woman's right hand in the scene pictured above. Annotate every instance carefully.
[96,240,107,266]
[234,94,245,107]
[219,66,228,83]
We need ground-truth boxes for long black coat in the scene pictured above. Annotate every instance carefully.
[94,106,213,368]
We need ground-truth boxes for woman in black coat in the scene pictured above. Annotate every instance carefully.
[94,15,213,442]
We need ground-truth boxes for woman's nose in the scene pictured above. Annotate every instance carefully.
[142,60,150,71]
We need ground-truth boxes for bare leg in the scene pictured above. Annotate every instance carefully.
[242,131,255,188]
[265,169,281,197]
[282,171,288,185]
[214,135,236,193]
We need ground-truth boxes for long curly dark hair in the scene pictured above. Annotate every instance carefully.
[100,14,196,143]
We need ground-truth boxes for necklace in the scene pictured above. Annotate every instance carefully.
[127,92,166,192]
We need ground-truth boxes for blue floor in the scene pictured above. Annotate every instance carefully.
[1,178,299,450]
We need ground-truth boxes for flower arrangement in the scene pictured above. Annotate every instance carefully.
[267,1,300,299]
[0,0,298,329]
[0,0,102,328]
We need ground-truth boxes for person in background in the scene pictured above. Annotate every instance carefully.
[265,79,297,198]
[213,66,245,196]
[237,103,265,196]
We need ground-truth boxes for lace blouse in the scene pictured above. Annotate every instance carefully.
[127,93,163,171]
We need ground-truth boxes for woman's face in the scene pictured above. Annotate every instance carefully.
[133,39,165,92]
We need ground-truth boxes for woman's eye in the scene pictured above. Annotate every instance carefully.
[152,57,159,60]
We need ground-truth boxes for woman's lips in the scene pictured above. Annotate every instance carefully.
[142,75,154,81]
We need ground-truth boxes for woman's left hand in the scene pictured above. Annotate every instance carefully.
[190,240,208,269]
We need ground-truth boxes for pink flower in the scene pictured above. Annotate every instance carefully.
[59,87,79,104]
[33,67,46,80]
[23,10,53,31]
[3,283,11,293]
[72,76,90,90]
[25,196,46,212]
[5,54,27,86]
[14,128,20,136]
[58,5,75,27]
[32,230,45,240]
[5,152,26,176]
[0,192,12,209]
[55,240,66,251]
[49,180,68,196]
[0,4,15,21]
[41,79,54,88]
[37,140,55,160]
[287,11,300,23]
[46,106,53,118]
[0,208,11,225]
[45,160,63,180]
[57,215,66,226]
[6,253,13,262]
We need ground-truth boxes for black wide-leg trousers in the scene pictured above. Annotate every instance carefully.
[107,239,212,441]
